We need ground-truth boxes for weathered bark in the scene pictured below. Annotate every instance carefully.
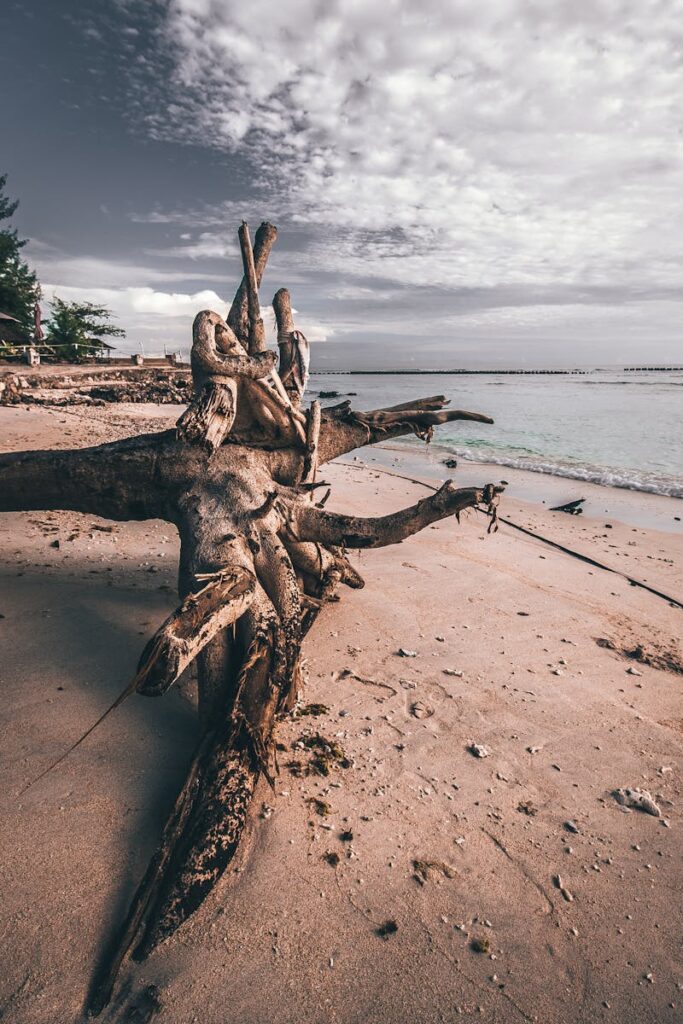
[0,433,176,520]
[87,730,214,1017]
[189,310,275,391]
[292,481,503,549]
[301,399,321,486]
[179,310,278,451]
[134,567,256,697]
[382,394,449,412]
[0,220,505,1015]
[227,221,277,344]
[273,287,310,406]
[285,538,365,635]
[134,583,285,956]
[178,309,279,450]
[176,380,237,451]
[135,728,256,956]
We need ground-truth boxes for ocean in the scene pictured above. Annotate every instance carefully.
[308,369,683,499]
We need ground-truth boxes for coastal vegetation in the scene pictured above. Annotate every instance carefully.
[0,174,122,362]
[45,297,125,361]
[0,174,40,333]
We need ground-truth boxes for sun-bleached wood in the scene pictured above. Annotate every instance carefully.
[0,221,503,1014]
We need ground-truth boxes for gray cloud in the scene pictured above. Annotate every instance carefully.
[102,0,680,363]
[142,3,681,269]
[8,0,682,364]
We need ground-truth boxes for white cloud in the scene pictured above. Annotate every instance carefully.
[152,231,239,260]
[39,285,331,353]
[29,243,230,353]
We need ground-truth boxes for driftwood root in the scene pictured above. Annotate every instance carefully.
[0,219,505,1015]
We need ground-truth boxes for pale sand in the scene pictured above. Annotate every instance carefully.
[1,403,681,1024]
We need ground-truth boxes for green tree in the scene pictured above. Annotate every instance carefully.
[0,174,40,330]
[46,297,125,361]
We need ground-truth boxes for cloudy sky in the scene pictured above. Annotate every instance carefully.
[1,0,682,367]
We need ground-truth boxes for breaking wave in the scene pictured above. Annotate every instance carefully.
[436,444,683,498]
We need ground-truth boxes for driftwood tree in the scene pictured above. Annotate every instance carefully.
[0,222,502,1014]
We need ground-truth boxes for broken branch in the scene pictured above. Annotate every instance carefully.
[293,481,504,548]
[227,221,277,344]
[237,221,266,354]
[134,567,257,697]
[318,407,495,464]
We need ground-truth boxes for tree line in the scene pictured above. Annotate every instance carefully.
[0,174,125,360]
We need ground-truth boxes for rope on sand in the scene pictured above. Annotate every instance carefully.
[493,514,682,610]
[339,460,683,611]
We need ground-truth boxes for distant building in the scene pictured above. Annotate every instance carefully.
[94,339,116,357]
[54,337,116,358]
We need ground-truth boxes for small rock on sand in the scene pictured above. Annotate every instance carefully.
[468,742,491,758]
[552,874,574,901]
[412,858,457,883]
[613,787,661,817]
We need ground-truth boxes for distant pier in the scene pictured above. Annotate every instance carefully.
[315,366,682,376]
[314,368,589,375]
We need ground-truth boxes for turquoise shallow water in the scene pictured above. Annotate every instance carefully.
[309,369,683,498]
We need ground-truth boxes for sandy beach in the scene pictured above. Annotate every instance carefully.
[1,401,681,1024]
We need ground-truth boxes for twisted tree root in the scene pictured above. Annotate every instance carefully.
[0,220,506,1018]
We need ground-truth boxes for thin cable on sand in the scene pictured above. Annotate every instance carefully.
[339,459,682,611]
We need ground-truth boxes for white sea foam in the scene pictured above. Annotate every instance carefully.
[441,447,683,499]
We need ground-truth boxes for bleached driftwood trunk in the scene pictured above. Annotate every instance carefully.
[0,222,502,1014]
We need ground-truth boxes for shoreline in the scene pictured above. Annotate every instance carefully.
[3,366,681,512]
[1,400,681,533]
[349,440,683,534]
